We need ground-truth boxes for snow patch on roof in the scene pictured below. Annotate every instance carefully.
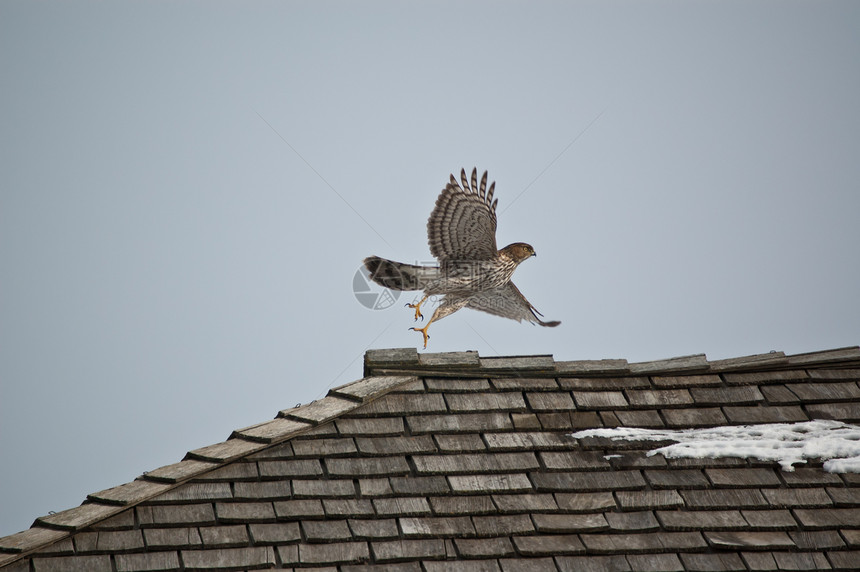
[572,419,860,473]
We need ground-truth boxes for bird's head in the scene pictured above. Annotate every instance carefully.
[501,242,537,263]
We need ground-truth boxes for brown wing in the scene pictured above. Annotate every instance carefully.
[427,168,498,261]
[466,282,561,327]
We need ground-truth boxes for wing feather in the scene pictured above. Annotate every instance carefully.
[427,168,498,261]
[466,282,561,327]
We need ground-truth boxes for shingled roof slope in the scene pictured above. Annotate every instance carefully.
[2,346,860,571]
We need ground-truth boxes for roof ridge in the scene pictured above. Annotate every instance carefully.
[0,374,418,565]
[365,346,860,377]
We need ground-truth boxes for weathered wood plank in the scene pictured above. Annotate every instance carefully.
[185,439,266,463]
[231,417,310,444]
[138,460,218,484]
[329,376,418,403]
[555,359,629,375]
[629,354,709,375]
[87,480,173,506]
[279,396,358,425]
[0,527,68,553]
[35,504,124,531]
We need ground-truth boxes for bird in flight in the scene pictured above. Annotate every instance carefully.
[364,168,560,348]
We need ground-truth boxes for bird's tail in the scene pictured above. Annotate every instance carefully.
[363,256,440,291]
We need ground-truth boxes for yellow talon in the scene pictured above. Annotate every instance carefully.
[409,325,430,349]
[406,303,423,321]
[406,295,427,321]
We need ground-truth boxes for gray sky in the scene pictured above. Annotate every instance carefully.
[1,1,858,536]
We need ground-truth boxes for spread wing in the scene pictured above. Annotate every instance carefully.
[466,282,561,327]
[427,168,498,261]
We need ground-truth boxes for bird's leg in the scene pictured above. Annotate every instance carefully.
[409,298,468,349]
[405,295,428,321]
[409,317,434,349]
[409,303,443,349]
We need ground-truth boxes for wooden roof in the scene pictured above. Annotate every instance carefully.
[1,346,860,571]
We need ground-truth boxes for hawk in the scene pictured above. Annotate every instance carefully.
[364,168,560,348]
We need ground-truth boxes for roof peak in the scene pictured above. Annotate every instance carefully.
[365,346,860,378]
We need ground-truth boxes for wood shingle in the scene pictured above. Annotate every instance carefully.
[2,347,860,571]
